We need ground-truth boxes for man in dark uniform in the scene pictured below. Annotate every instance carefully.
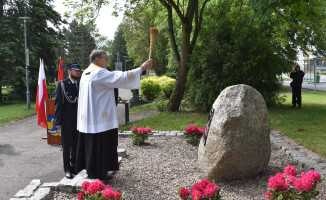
[55,62,81,179]
[288,63,305,109]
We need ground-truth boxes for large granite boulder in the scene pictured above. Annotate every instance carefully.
[198,84,271,182]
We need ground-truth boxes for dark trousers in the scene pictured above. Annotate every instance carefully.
[61,128,79,173]
[292,86,302,107]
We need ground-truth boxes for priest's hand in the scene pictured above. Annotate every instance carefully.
[140,59,152,72]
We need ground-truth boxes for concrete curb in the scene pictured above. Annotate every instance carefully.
[270,131,326,178]
[118,130,184,137]
[11,149,127,200]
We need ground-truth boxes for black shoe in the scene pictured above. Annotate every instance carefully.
[298,106,301,109]
[71,169,77,175]
[65,171,73,179]
[291,105,296,108]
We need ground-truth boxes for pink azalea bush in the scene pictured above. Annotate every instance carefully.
[130,126,152,145]
[184,125,205,145]
[265,165,324,199]
[178,179,222,200]
[78,180,123,200]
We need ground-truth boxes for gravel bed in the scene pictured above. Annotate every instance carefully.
[52,136,326,200]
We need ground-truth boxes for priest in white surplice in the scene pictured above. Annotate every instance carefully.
[76,50,152,179]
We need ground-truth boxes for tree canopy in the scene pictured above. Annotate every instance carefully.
[62,0,210,111]
[106,25,129,71]
[0,0,64,101]
[248,0,326,58]
[2,0,326,113]
[63,20,97,69]
[120,3,169,75]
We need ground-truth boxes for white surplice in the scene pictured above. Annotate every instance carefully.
[77,63,142,133]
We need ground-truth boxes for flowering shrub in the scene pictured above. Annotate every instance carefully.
[178,179,222,200]
[265,165,324,200]
[130,126,152,145]
[77,180,123,200]
[184,125,205,146]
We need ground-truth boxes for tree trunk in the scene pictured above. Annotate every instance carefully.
[160,0,204,112]
[166,23,192,112]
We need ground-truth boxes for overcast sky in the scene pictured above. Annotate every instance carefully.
[52,0,124,40]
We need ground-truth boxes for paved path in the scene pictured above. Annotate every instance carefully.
[0,89,152,200]
[281,73,326,91]
[117,89,132,126]
[0,115,62,199]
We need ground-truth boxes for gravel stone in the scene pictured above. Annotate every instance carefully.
[51,136,326,200]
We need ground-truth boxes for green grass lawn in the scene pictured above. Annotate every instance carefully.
[279,85,290,92]
[269,91,326,157]
[281,78,292,81]
[129,102,155,115]
[120,111,207,131]
[277,76,292,81]
[0,102,36,126]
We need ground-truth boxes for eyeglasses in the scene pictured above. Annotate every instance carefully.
[98,57,108,61]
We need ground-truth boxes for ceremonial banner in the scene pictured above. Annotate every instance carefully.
[57,57,64,82]
[36,59,49,128]
[46,99,61,145]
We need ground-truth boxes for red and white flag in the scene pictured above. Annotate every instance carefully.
[57,57,65,82]
[36,59,49,128]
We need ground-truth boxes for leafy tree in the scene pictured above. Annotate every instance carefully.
[152,0,210,111]
[63,0,209,111]
[120,7,154,67]
[120,3,169,75]
[106,24,130,71]
[187,0,287,111]
[248,0,326,58]
[95,35,111,51]
[187,0,326,112]
[59,0,326,112]
[0,0,17,102]
[1,0,64,101]
[54,29,70,79]
[63,20,96,69]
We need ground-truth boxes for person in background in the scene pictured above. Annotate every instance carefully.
[55,62,81,179]
[76,50,151,180]
[288,63,305,109]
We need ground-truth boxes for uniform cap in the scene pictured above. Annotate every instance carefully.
[67,62,81,70]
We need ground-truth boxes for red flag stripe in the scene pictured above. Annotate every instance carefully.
[57,57,65,82]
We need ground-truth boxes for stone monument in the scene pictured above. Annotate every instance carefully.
[198,84,271,181]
